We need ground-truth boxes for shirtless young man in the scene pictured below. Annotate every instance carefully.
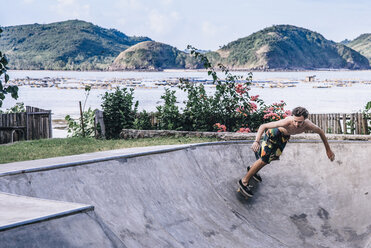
[238,106,335,197]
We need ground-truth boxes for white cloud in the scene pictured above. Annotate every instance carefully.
[57,0,75,5]
[202,21,217,36]
[116,17,126,27]
[149,11,167,34]
[201,21,226,37]
[170,11,180,21]
[161,0,173,5]
[114,0,144,11]
[148,10,180,35]
[50,0,92,20]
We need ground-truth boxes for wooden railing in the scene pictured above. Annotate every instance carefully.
[0,106,52,144]
[308,113,369,134]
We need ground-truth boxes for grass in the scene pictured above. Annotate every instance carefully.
[0,136,219,164]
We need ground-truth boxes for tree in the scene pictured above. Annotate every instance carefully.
[0,28,19,107]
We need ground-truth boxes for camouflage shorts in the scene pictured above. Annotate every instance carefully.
[255,128,290,164]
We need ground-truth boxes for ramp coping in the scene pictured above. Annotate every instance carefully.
[0,140,369,178]
[0,192,94,231]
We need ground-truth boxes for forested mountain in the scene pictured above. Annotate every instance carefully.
[346,34,371,63]
[0,20,150,70]
[207,25,369,70]
[1,21,369,71]
[110,41,202,71]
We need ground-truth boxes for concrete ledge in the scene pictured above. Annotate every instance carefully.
[120,129,371,141]
[1,139,370,179]
[0,144,191,177]
[0,192,93,231]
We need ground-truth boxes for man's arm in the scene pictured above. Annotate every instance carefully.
[251,118,291,152]
[306,121,335,161]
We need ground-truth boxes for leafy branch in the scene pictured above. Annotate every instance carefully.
[0,28,19,107]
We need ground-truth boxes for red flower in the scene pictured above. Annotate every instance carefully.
[250,95,259,101]
[214,123,227,132]
[235,83,250,95]
[237,127,251,133]
[249,102,258,113]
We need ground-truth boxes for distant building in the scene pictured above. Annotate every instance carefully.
[305,75,316,82]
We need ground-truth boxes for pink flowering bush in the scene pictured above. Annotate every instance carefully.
[249,102,258,113]
[213,123,227,132]
[250,95,259,101]
[263,101,292,122]
[235,83,249,95]
[175,46,292,133]
[237,127,251,133]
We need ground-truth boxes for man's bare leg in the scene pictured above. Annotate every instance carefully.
[242,159,267,186]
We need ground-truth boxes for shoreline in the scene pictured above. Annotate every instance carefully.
[8,68,371,73]
[7,74,371,90]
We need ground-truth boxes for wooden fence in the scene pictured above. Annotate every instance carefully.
[94,110,105,139]
[0,106,52,144]
[308,113,369,134]
[95,110,370,137]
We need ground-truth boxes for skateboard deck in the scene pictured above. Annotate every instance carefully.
[237,166,262,199]
[237,186,252,199]
[237,175,261,199]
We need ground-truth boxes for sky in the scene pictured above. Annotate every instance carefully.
[1,0,371,51]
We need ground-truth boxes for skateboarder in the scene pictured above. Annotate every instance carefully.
[238,106,335,197]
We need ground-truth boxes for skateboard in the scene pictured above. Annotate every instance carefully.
[237,185,253,199]
[237,166,262,199]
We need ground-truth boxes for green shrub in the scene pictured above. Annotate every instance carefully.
[0,28,18,107]
[0,102,25,113]
[64,86,96,137]
[134,110,153,130]
[101,87,138,139]
[362,101,371,134]
[65,107,96,137]
[156,88,182,130]
[180,82,214,131]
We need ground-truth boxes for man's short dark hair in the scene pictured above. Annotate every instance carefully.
[292,107,309,119]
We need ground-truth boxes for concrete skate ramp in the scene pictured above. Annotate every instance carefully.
[0,194,123,248]
[0,140,370,248]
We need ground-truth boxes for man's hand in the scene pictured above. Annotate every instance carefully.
[327,149,335,161]
[251,141,260,152]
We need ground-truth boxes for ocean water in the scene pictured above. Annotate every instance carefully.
[2,69,371,120]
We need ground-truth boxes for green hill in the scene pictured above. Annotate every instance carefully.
[347,34,371,63]
[0,20,150,70]
[110,41,202,71]
[208,25,369,70]
[1,21,369,71]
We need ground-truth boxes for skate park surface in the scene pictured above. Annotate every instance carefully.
[0,140,370,248]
